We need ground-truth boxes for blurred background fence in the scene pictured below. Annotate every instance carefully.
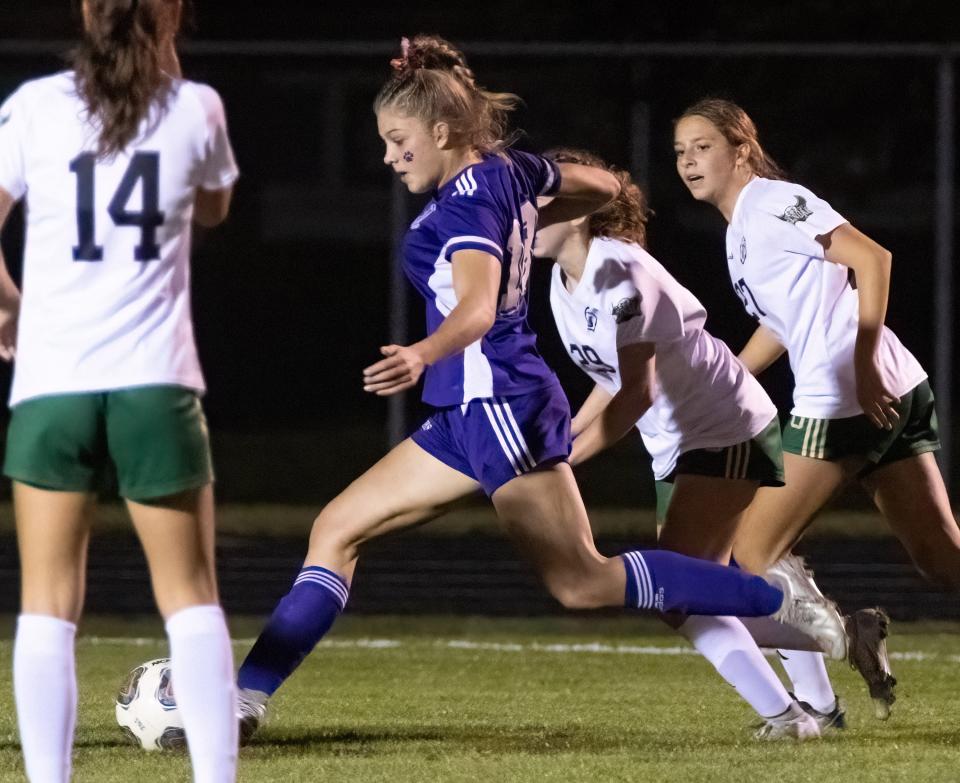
[1,39,955,506]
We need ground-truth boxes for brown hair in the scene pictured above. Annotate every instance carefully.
[373,35,520,154]
[546,148,652,248]
[70,0,180,159]
[676,98,785,180]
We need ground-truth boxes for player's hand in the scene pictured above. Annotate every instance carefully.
[0,301,18,362]
[363,344,425,396]
[855,355,899,430]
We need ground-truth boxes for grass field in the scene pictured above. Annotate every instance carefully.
[1,615,959,782]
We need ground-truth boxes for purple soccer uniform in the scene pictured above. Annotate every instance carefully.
[407,149,570,494]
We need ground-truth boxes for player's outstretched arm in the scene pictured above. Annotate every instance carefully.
[0,187,21,361]
[537,162,620,228]
[570,341,655,465]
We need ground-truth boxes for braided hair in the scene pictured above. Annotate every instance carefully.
[374,35,520,154]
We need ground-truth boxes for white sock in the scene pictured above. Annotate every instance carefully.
[679,615,792,718]
[166,605,238,783]
[14,614,77,783]
[776,649,836,713]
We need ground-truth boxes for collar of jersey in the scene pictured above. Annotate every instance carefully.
[556,236,611,300]
[435,154,493,198]
[730,176,764,225]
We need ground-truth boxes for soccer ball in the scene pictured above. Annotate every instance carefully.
[115,658,186,751]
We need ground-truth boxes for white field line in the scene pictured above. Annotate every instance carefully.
[72,636,960,662]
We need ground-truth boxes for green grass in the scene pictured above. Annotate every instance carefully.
[1,615,959,782]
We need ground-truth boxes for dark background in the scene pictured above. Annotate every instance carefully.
[0,1,957,506]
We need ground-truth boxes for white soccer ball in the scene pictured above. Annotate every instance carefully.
[115,658,186,751]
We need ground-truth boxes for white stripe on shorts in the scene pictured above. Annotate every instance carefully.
[496,397,538,470]
[481,401,524,476]
[488,401,535,472]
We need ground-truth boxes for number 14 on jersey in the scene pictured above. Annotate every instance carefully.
[70,151,165,262]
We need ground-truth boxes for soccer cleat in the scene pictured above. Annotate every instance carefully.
[754,701,822,741]
[845,607,897,720]
[237,687,269,745]
[793,693,847,731]
[766,555,847,660]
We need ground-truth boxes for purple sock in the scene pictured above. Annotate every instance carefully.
[237,567,349,696]
[622,550,782,616]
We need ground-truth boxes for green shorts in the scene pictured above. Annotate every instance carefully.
[781,379,940,471]
[655,417,785,522]
[4,386,213,502]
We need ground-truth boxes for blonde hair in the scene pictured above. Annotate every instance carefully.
[373,35,520,154]
[677,98,785,180]
[546,148,651,248]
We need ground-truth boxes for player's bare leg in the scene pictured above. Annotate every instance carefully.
[128,484,237,782]
[303,438,480,577]
[15,483,94,622]
[732,453,862,574]
[491,462,783,616]
[853,451,960,717]
[861,452,960,588]
[237,438,479,741]
[13,483,93,783]
[127,484,219,617]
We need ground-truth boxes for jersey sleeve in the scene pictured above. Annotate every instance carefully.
[191,83,239,191]
[438,193,508,262]
[506,149,561,197]
[759,181,847,242]
[598,261,686,349]
[0,87,28,201]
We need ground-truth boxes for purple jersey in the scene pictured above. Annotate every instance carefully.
[402,149,561,406]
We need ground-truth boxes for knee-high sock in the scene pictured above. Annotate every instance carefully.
[237,566,349,696]
[776,649,836,713]
[14,614,77,783]
[166,605,237,783]
[622,550,783,616]
[679,615,792,718]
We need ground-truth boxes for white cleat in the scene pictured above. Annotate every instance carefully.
[754,701,822,741]
[766,555,847,660]
[237,687,269,745]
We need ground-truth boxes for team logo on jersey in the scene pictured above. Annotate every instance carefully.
[411,202,437,230]
[777,195,813,225]
[739,236,747,264]
[584,307,599,332]
[612,296,641,324]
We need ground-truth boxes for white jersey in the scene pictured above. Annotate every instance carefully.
[0,71,239,406]
[550,236,777,479]
[726,177,926,418]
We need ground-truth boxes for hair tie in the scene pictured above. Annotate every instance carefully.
[390,37,421,73]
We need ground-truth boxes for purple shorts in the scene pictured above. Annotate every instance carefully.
[411,383,572,496]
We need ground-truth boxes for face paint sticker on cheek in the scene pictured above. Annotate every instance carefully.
[402,151,414,163]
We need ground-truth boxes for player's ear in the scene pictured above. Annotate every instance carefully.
[735,142,751,169]
[433,121,451,149]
